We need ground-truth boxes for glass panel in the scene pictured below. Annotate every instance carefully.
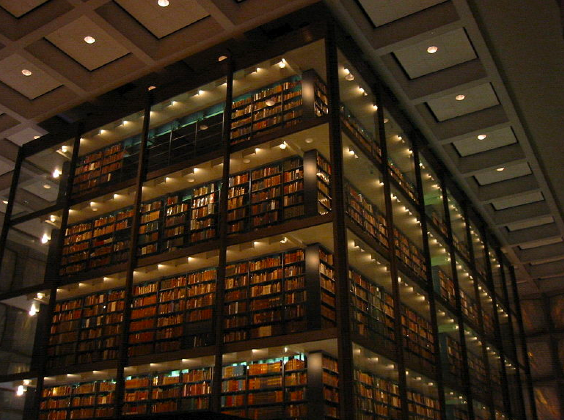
[421,157,446,237]
[520,299,545,334]
[1,210,63,291]
[0,299,42,375]
[0,381,34,420]
[534,384,561,420]
[527,341,553,378]
[469,221,486,278]
[444,386,470,420]
[464,324,488,404]
[385,113,418,205]
[10,139,74,219]
[477,278,495,340]
[550,294,564,330]
[446,193,470,263]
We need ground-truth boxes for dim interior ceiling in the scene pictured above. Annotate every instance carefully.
[0,0,562,414]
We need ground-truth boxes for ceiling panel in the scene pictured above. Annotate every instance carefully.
[0,159,12,176]
[7,127,46,146]
[116,0,210,39]
[357,0,446,27]
[529,341,554,377]
[491,191,544,211]
[453,126,517,157]
[519,236,563,250]
[394,28,476,79]
[0,54,62,100]
[427,83,499,121]
[474,162,531,186]
[46,16,130,72]
[22,179,59,202]
[507,216,554,232]
[0,0,48,17]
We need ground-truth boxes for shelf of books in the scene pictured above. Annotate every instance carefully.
[349,268,395,347]
[221,353,339,420]
[40,380,116,420]
[346,182,388,249]
[47,289,124,369]
[223,249,307,343]
[467,351,487,397]
[355,368,440,420]
[441,335,463,383]
[138,199,163,257]
[189,182,219,243]
[434,268,457,309]
[128,268,217,357]
[453,234,471,263]
[315,152,332,215]
[388,161,418,205]
[162,192,191,251]
[460,290,479,328]
[230,70,328,147]
[393,227,427,281]
[401,306,435,372]
[340,104,382,164]
[318,246,337,327]
[60,208,133,276]
[482,311,495,339]
[123,367,212,415]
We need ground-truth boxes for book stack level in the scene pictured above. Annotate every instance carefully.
[444,336,464,381]
[47,290,124,368]
[388,162,418,204]
[393,227,427,281]
[340,104,382,164]
[401,307,435,371]
[138,199,163,256]
[436,268,456,309]
[40,381,116,420]
[72,143,125,196]
[346,182,388,248]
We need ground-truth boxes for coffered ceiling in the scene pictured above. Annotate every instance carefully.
[0,0,562,416]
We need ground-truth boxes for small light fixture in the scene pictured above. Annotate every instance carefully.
[21,69,32,77]
[278,58,287,69]
[218,55,227,62]
[61,145,68,153]
[2,200,7,204]
[29,304,38,316]
[84,36,96,44]
[496,167,505,172]
[265,98,276,107]
[455,94,466,101]
[358,86,365,94]
[243,158,251,164]
[34,135,40,139]
[427,46,438,54]
[158,0,170,6]
[304,138,313,144]
[383,118,389,123]
[197,89,204,96]
[280,237,288,243]
[148,85,157,91]
[372,104,378,111]
[477,134,487,140]
[16,385,25,396]
[41,234,50,244]
[199,124,209,131]
[279,142,287,150]
[43,184,51,189]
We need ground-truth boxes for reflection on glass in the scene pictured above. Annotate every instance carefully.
[446,194,470,263]
[420,157,446,237]
[10,140,74,219]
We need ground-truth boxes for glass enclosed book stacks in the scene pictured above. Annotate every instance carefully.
[0,12,532,420]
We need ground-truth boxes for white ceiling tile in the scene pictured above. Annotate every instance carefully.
[22,179,59,202]
[0,54,62,100]
[474,162,531,185]
[46,16,130,71]
[427,83,499,121]
[394,28,477,79]
[0,0,48,17]
[491,191,544,211]
[116,0,210,39]
[453,126,518,157]
[357,0,446,27]
[507,216,554,232]
[7,127,46,146]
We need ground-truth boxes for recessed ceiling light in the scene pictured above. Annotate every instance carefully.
[477,134,487,140]
[148,85,157,91]
[84,36,96,44]
[496,167,505,172]
[383,118,389,123]
[278,59,287,69]
[427,46,438,54]
[372,104,378,111]
[2,200,8,204]
[218,55,227,62]
[21,69,32,76]
[243,158,251,164]
[158,0,170,6]
[33,135,40,139]
[43,184,51,189]
[304,138,314,144]
[455,94,466,101]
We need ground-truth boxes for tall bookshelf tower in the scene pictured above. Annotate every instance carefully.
[0,10,534,420]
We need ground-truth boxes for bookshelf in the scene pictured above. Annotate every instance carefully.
[316,152,332,215]
[388,161,418,205]
[138,198,163,257]
[434,268,456,309]
[227,171,250,234]
[467,351,487,392]
[40,380,116,420]
[460,290,479,327]
[318,246,337,327]
[393,227,427,281]
[346,182,388,248]
[401,306,435,369]
[162,192,190,251]
[190,182,219,243]
[60,208,133,276]
[223,249,307,342]
[349,268,395,344]
[340,104,382,164]
[47,290,124,368]
[443,335,463,381]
